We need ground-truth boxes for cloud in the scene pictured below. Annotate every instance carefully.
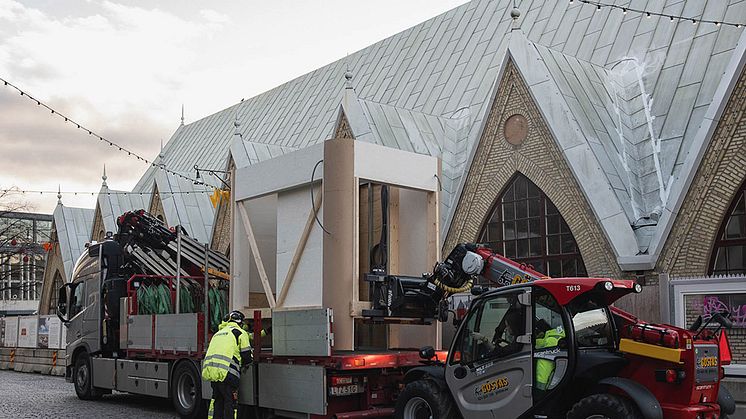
[0,1,228,122]
[0,0,470,214]
[0,0,230,212]
[200,9,230,25]
[0,86,170,213]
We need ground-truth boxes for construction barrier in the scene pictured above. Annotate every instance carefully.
[0,347,66,376]
[0,315,67,376]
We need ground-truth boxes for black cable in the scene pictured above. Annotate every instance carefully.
[370,185,388,272]
[310,160,330,235]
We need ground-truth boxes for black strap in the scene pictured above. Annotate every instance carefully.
[231,327,242,346]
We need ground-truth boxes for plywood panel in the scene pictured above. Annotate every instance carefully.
[397,188,429,276]
[322,138,357,351]
[234,195,278,310]
[354,140,439,192]
[276,186,323,308]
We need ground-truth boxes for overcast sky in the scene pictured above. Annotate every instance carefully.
[0,0,468,213]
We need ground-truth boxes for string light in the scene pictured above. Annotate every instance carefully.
[0,76,218,188]
[576,0,744,28]
[1,189,217,196]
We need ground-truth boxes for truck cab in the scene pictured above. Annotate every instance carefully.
[56,240,126,398]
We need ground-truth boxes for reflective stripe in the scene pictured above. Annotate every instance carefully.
[205,354,240,371]
[206,353,236,365]
[203,361,240,378]
[208,399,214,419]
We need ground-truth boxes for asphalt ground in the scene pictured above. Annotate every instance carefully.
[0,369,743,418]
[0,370,178,418]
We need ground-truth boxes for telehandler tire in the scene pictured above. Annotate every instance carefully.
[567,394,641,419]
[395,379,457,419]
[73,352,103,401]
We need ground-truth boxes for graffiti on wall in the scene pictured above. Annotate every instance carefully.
[688,294,746,327]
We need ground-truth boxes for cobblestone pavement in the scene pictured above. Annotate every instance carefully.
[0,370,178,418]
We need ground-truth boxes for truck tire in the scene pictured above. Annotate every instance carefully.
[73,352,103,401]
[395,379,457,419]
[567,394,641,419]
[172,361,206,419]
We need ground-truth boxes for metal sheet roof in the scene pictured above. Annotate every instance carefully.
[96,186,149,235]
[153,171,215,243]
[52,204,94,281]
[128,0,746,265]
[340,85,471,230]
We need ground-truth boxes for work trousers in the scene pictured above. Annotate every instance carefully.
[209,380,237,419]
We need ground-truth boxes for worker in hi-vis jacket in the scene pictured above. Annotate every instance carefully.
[202,310,251,419]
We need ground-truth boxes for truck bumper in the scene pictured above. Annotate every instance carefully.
[661,403,720,419]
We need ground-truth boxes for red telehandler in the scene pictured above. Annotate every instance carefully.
[364,243,737,419]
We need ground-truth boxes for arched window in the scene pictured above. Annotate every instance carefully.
[710,179,746,275]
[478,174,586,278]
[48,271,64,313]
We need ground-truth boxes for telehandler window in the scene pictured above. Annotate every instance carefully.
[569,299,613,348]
[452,293,527,365]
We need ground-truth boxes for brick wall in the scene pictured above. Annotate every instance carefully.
[444,59,621,279]
[37,247,65,316]
[727,328,746,363]
[210,158,234,255]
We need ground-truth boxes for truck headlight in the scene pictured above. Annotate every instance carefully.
[634,283,642,293]
[604,281,614,291]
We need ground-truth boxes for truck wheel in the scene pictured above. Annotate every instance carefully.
[567,394,641,419]
[73,352,103,400]
[172,361,206,419]
[395,379,457,419]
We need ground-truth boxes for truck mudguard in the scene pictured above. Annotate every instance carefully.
[718,385,736,415]
[598,377,663,419]
[403,366,448,391]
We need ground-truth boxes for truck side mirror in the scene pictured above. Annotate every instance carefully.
[56,284,70,323]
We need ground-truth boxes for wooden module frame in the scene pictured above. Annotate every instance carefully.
[231,138,441,351]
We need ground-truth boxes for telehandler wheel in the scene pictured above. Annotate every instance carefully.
[73,352,103,401]
[567,394,641,419]
[395,379,457,419]
[172,361,206,419]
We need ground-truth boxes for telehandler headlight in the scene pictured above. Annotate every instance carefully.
[634,283,642,293]
[604,281,614,291]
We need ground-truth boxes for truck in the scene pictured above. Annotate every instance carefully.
[55,138,734,419]
[56,212,735,419]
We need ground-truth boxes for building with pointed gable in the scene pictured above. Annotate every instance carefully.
[38,0,746,359]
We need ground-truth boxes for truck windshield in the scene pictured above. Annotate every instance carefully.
[569,299,613,348]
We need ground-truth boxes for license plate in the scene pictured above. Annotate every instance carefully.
[330,384,363,396]
[695,344,719,384]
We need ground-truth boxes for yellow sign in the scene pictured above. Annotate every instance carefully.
[698,357,718,368]
[475,377,510,400]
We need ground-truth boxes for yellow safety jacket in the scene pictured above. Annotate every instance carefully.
[202,321,251,384]
[535,327,565,390]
